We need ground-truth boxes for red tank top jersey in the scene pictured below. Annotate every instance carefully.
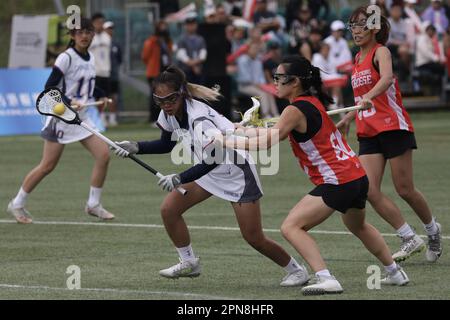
[288,96,366,186]
[351,44,414,137]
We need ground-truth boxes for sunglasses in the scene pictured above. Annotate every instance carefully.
[153,91,182,106]
[273,73,297,85]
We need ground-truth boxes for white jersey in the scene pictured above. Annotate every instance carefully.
[157,98,263,203]
[89,31,111,78]
[324,36,352,69]
[41,48,98,144]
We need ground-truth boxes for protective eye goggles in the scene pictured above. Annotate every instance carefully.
[347,20,369,32]
[273,74,298,85]
[153,91,182,106]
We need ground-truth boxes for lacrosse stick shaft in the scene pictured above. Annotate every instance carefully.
[79,122,187,195]
[326,105,364,115]
[72,99,113,108]
[257,105,365,125]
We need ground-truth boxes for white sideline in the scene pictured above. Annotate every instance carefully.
[0,219,448,239]
[0,283,237,300]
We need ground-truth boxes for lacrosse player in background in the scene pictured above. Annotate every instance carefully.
[7,18,113,223]
[337,6,442,263]
[113,65,309,286]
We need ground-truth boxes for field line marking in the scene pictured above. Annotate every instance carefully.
[0,219,448,240]
[0,283,239,300]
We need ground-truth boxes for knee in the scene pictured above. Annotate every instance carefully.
[38,161,57,175]
[96,150,110,165]
[395,184,414,200]
[367,188,382,203]
[242,232,266,250]
[280,219,302,240]
[160,203,174,220]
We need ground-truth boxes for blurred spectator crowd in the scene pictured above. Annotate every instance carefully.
[93,0,450,123]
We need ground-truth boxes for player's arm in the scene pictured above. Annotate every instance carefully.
[363,46,394,101]
[222,106,306,151]
[114,128,177,157]
[44,67,71,105]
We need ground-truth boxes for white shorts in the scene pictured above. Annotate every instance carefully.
[41,114,95,144]
[195,161,263,203]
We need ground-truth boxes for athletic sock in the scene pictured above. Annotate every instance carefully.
[12,187,29,208]
[283,257,302,274]
[396,223,415,239]
[424,217,438,235]
[176,244,196,261]
[384,262,398,274]
[315,269,332,278]
[87,186,102,208]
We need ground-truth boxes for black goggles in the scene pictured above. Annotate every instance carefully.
[153,91,182,106]
[273,74,298,85]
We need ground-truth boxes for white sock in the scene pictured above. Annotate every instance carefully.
[396,223,415,239]
[176,244,196,261]
[424,217,438,235]
[384,262,398,274]
[109,113,117,124]
[12,187,29,208]
[315,269,332,278]
[283,257,302,274]
[87,186,102,208]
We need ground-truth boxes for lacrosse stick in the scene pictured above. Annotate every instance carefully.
[35,87,187,195]
[242,104,367,128]
[71,98,113,111]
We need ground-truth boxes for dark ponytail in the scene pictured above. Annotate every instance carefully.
[153,65,222,102]
[310,65,334,106]
[281,55,334,106]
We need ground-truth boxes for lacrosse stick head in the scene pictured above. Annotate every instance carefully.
[35,87,80,124]
[239,97,261,126]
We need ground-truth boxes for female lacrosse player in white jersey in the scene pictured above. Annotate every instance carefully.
[113,65,309,286]
[7,18,114,223]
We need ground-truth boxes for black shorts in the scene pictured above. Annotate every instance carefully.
[96,76,111,97]
[110,79,119,94]
[309,175,369,214]
[358,130,417,159]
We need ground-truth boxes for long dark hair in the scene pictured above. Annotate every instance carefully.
[67,18,94,48]
[281,55,334,106]
[349,5,390,45]
[153,65,221,102]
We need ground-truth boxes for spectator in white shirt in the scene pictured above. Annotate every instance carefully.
[415,23,445,90]
[236,43,279,118]
[387,4,412,81]
[312,42,348,116]
[324,20,352,74]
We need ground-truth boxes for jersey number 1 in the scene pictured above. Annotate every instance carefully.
[75,77,95,99]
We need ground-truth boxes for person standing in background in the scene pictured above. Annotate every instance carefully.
[175,13,207,85]
[141,21,173,124]
[90,13,112,128]
[104,21,122,127]
[198,6,232,120]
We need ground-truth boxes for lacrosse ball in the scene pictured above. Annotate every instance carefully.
[53,103,66,115]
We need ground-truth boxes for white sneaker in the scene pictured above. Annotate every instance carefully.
[381,266,409,286]
[85,203,115,220]
[392,234,425,262]
[426,222,442,262]
[159,257,201,279]
[280,265,309,287]
[7,200,33,224]
[301,275,343,295]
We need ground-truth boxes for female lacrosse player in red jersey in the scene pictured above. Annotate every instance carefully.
[337,6,442,263]
[7,18,114,223]
[113,65,309,286]
[219,55,409,295]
